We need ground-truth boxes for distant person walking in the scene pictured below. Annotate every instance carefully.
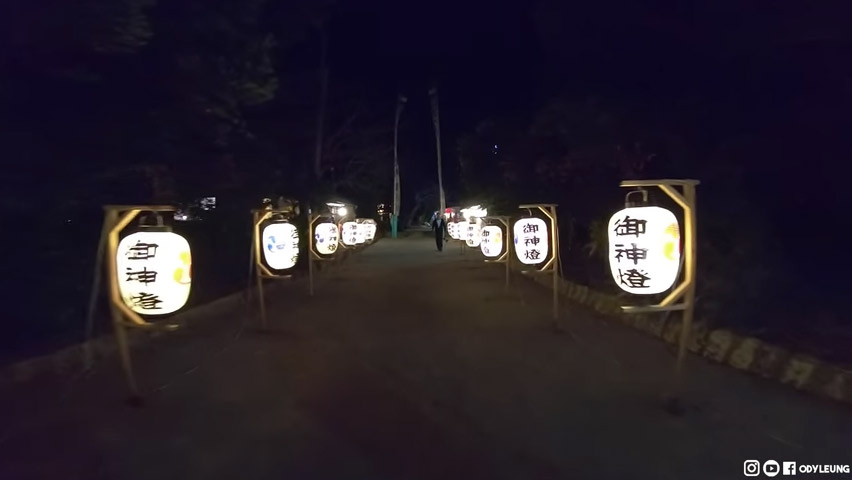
[432,213,448,251]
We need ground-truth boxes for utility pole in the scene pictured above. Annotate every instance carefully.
[392,94,407,238]
[313,25,329,181]
[429,86,447,214]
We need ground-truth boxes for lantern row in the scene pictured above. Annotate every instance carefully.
[447,206,681,295]
[116,206,682,318]
[116,217,379,317]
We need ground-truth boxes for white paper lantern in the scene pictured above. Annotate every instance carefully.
[608,206,680,295]
[314,223,339,255]
[447,222,456,240]
[461,205,487,220]
[480,225,503,257]
[363,220,377,242]
[116,231,192,316]
[342,221,358,246]
[455,221,469,241]
[262,222,300,271]
[354,222,367,244]
[513,218,549,265]
[465,220,482,247]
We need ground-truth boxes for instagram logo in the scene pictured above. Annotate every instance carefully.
[744,460,761,477]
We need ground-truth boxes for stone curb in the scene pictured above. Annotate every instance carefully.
[0,238,380,387]
[508,262,852,407]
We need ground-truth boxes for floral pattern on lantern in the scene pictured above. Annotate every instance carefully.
[262,222,300,271]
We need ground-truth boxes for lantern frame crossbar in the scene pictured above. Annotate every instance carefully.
[621,303,687,314]
[104,205,177,212]
[517,204,560,319]
[617,179,699,395]
[619,179,699,188]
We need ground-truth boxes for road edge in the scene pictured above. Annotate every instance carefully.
[508,261,852,407]
[0,237,382,387]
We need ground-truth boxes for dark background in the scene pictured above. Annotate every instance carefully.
[0,0,849,363]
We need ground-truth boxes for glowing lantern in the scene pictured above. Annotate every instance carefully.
[465,220,482,247]
[262,222,299,270]
[461,205,487,220]
[513,217,549,265]
[363,220,377,242]
[314,223,339,255]
[117,231,192,315]
[342,221,358,246]
[608,206,680,294]
[480,225,503,257]
[327,202,347,218]
[456,221,469,241]
[354,221,367,244]
[447,222,456,240]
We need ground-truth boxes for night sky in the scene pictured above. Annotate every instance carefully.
[316,0,850,198]
[320,0,543,192]
[329,1,542,116]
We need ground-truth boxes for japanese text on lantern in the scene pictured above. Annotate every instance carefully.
[466,221,481,247]
[355,222,367,244]
[456,221,469,242]
[612,215,650,289]
[342,222,358,246]
[117,232,192,315]
[125,242,161,309]
[314,223,339,255]
[480,225,502,258]
[364,221,377,241]
[524,224,540,260]
[607,207,680,295]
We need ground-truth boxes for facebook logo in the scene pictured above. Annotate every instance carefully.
[783,462,797,475]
